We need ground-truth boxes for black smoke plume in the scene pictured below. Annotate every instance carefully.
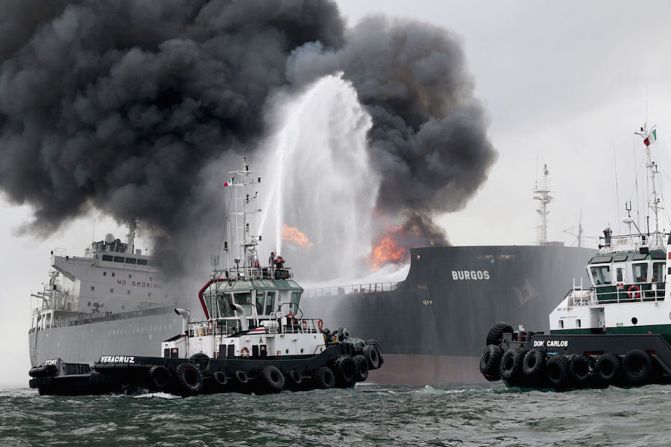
[0,1,495,281]
[287,16,496,244]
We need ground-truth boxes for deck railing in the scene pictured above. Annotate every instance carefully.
[559,282,666,309]
[304,281,399,298]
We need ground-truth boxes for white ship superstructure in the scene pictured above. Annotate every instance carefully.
[28,223,182,366]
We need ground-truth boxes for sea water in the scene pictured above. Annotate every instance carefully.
[2,383,670,446]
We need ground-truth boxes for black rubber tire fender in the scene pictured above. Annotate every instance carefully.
[314,366,336,389]
[189,353,210,371]
[235,369,249,385]
[288,370,303,386]
[353,355,369,382]
[212,370,228,387]
[522,349,545,378]
[595,353,621,383]
[29,364,57,378]
[148,365,170,390]
[622,350,652,384]
[262,365,285,392]
[363,344,381,369]
[545,355,570,388]
[335,356,357,385]
[569,355,594,383]
[500,349,525,381]
[175,363,203,395]
[480,345,504,380]
[486,322,514,346]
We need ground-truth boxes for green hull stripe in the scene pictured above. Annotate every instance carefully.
[552,324,671,341]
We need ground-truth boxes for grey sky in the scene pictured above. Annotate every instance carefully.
[3,0,671,385]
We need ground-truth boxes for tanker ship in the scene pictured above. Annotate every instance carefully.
[301,166,595,384]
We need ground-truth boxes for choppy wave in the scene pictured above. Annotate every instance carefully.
[1,384,670,446]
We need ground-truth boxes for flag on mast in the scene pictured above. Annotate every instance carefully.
[644,128,657,147]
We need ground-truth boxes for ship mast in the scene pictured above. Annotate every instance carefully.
[227,157,262,272]
[635,124,663,247]
[533,164,553,245]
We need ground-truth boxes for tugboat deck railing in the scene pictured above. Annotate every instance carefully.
[560,282,665,309]
[187,317,323,337]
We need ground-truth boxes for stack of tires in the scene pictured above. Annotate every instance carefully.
[479,322,658,389]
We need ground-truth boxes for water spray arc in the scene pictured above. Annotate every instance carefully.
[258,74,378,281]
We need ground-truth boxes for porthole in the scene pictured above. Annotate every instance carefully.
[632,317,638,325]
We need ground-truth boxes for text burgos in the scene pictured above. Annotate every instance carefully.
[451,270,490,280]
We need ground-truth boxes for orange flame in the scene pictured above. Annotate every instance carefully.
[282,224,313,248]
[371,235,406,271]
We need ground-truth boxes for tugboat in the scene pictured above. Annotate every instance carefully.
[28,157,383,396]
[480,124,671,390]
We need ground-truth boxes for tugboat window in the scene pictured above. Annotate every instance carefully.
[234,292,253,315]
[652,262,665,283]
[590,265,611,285]
[265,292,276,315]
[616,268,623,282]
[632,263,648,283]
[213,293,234,318]
[289,292,301,313]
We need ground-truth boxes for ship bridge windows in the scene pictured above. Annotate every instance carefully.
[289,291,301,313]
[113,256,124,263]
[632,263,648,283]
[616,267,624,283]
[233,292,253,315]
[590,265,611,285]
[137,259,148,266]
[203,292,232,318]
[102,255,113,262]
[255,291,276,316]
[653,262,665,283]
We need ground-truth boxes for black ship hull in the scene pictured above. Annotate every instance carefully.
[301,245,595,384]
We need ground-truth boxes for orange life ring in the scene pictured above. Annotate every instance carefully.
[627,284,641,300]
[317,319,324,331]
[240,347,250,357]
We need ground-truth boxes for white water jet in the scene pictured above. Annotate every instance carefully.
[257,74,379,281]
